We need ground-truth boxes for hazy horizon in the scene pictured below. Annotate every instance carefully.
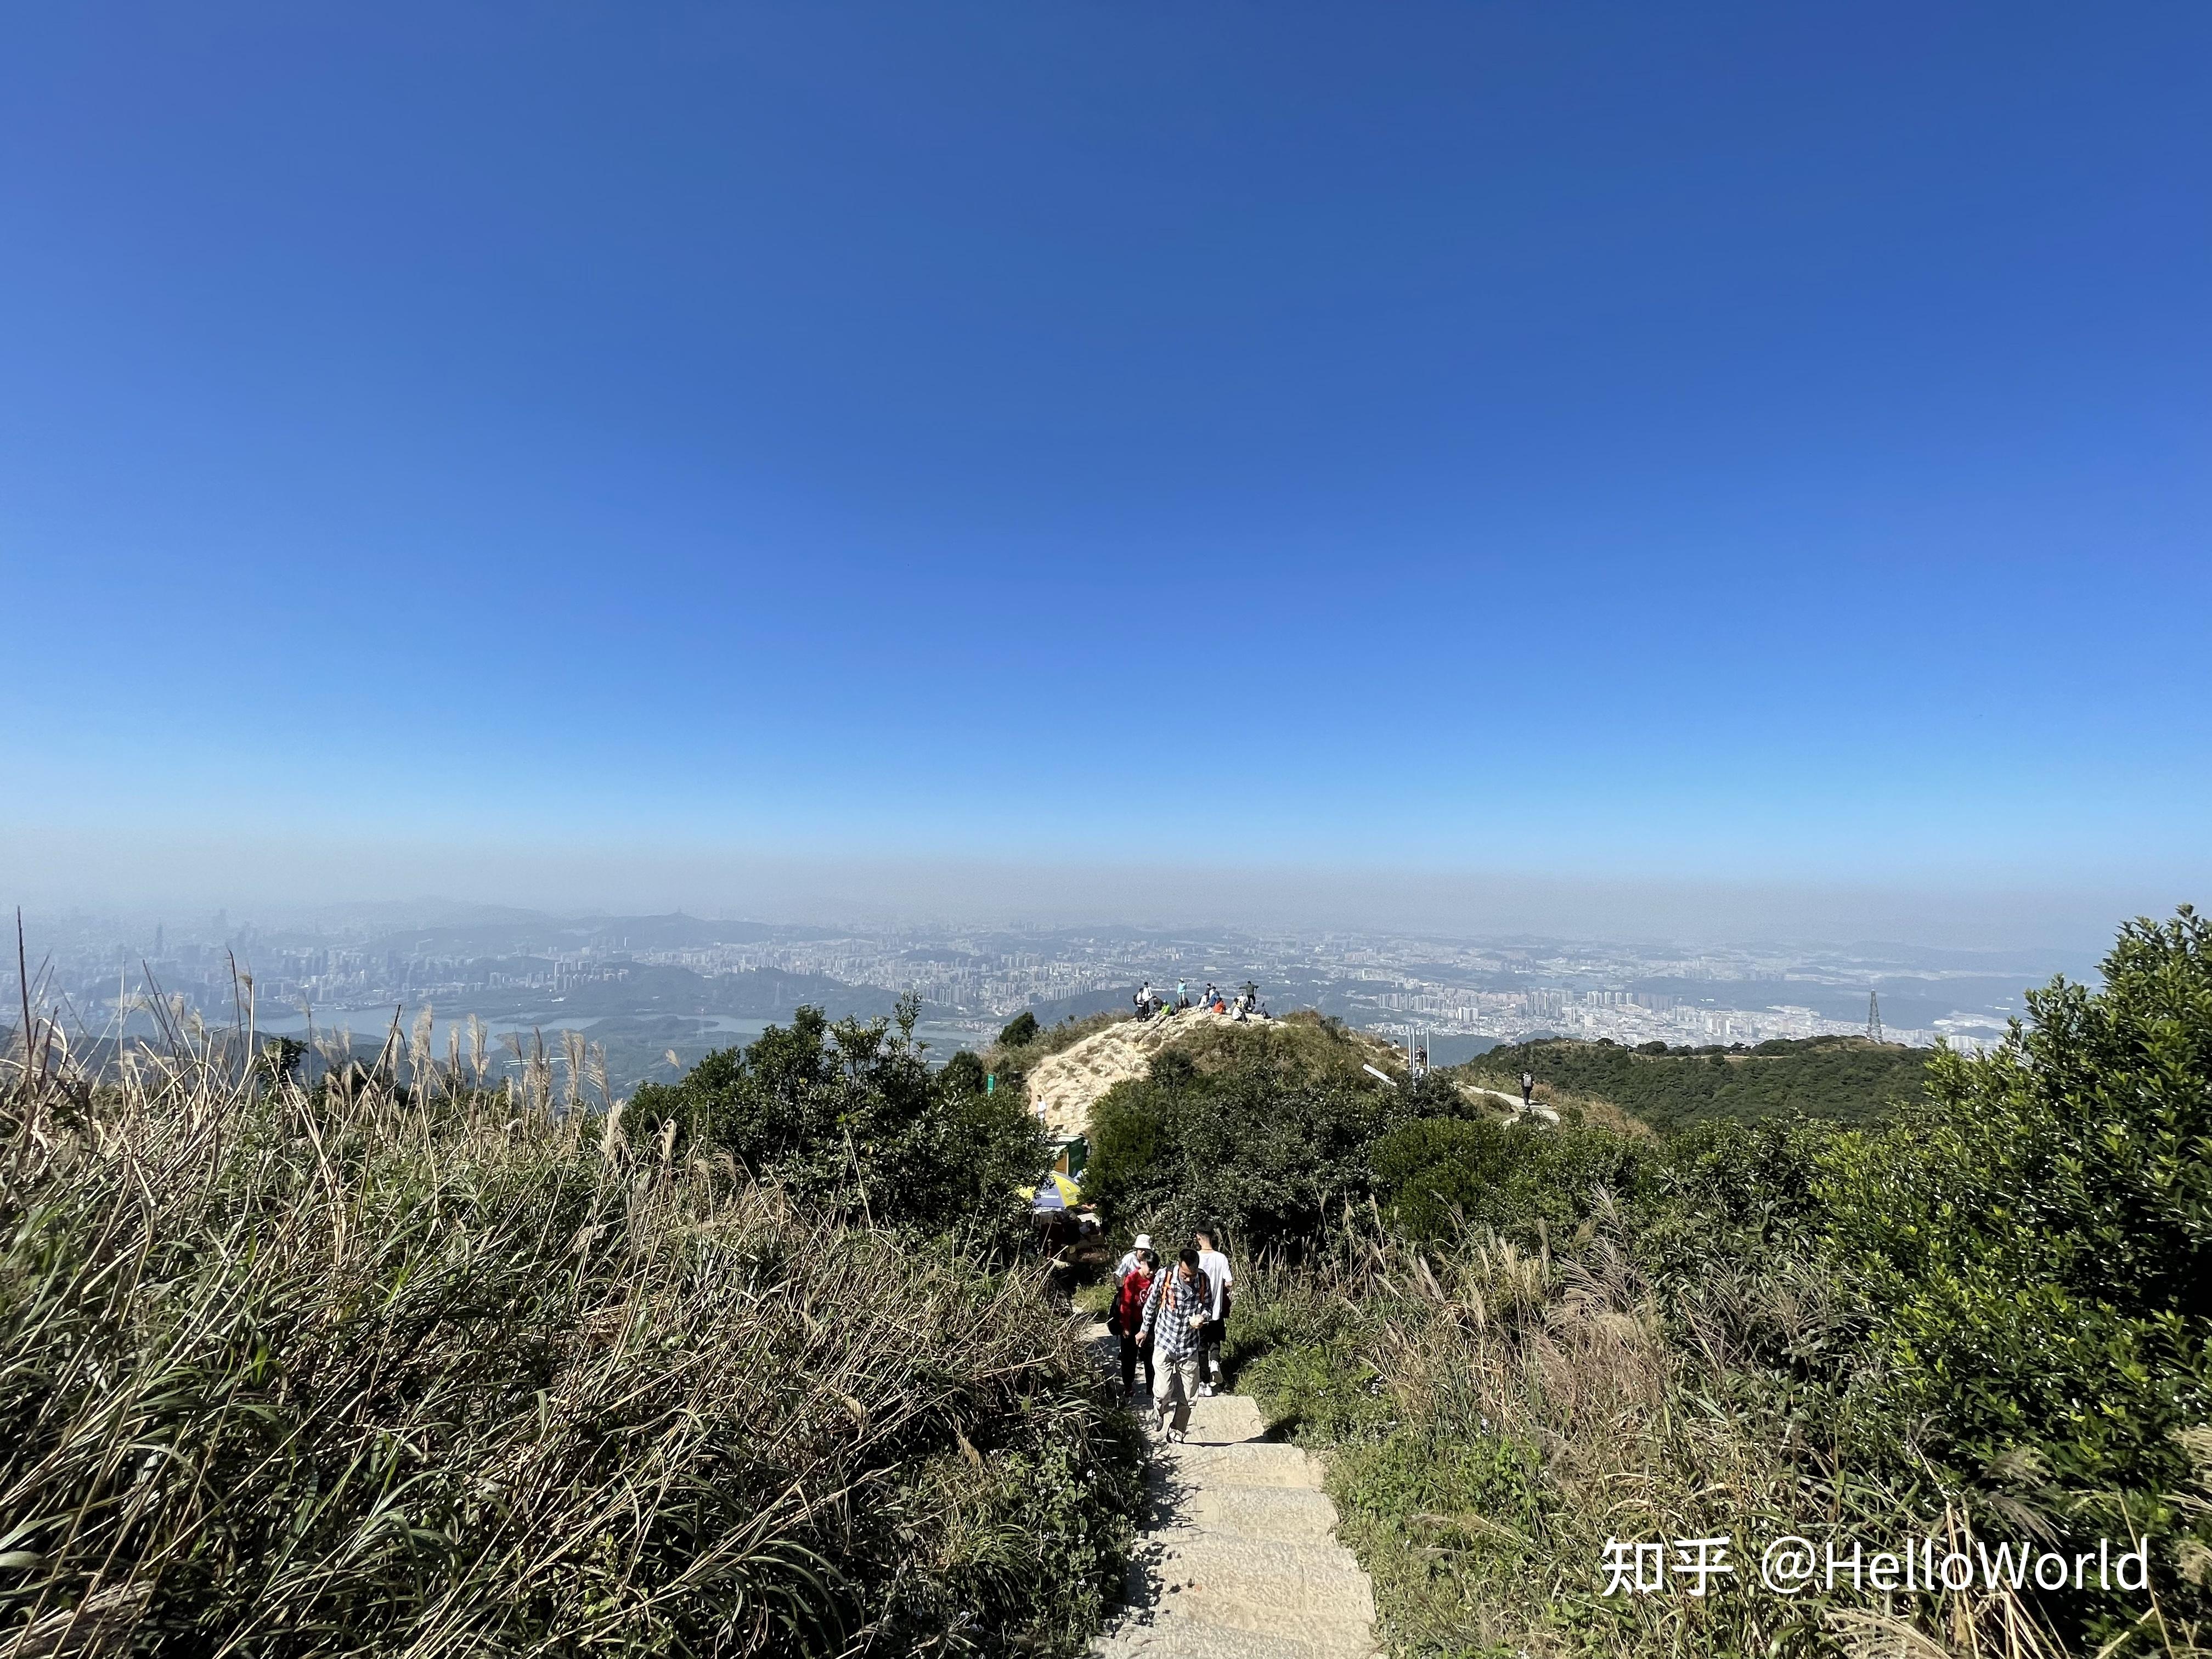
[5,824,2184,959]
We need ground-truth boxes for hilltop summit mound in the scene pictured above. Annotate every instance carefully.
[1028,1008,1257,1138]
[1023,1007,1520,1138]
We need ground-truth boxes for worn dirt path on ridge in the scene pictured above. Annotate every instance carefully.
[1030,1009,1258,1139]
[1084,1322,1379,1659]
[1031,1010,1537,1141]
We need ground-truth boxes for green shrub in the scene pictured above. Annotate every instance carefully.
[939,1048,988,1097]
[1083,1053,1401,1248]
[626,996,1045,1244]
[1087,1017,1647,1255]
[1822,907,2212,1634]
[1372,1115,1646,1242]
[997,1012,1040,1048]
[1634,1113,1840,1296]
[1240,1339,1392,1441]
[1221,1271,1389,1439]
[1327,1426,1552,1658]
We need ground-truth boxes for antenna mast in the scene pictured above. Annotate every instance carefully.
[1866,991,1883,1043]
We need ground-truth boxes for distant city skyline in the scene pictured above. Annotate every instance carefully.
[10,902,2059,1094]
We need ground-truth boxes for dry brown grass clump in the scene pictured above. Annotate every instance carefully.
[0,1017,1138,1657]
[1234,1213,2098,1659]
[985,1009,1127,1077]
[1528,1081,1654,1138]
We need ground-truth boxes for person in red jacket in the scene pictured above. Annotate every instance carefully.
[1115,1249,1158,1400]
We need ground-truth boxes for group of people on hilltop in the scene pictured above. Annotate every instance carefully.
[1108,1228,1234,1443]
[1134,981,1191,1018]
[1132,980,1266,1023]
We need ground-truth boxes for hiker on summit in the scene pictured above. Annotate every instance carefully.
[1193,1228,1234,1395]
[1520,1069,1536,1109]
[1137,1249,1211,1442]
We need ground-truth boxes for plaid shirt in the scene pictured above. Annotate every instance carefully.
[1137,1267,1210,1360]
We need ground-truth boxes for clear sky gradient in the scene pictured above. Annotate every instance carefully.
[2,3,2206,931]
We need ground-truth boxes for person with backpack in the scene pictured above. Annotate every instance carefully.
[1520,1069,1536,1109]
[1137,1248,1212,1442]
[1193,1227,1234,1395]
[1114,1249,1158,1401]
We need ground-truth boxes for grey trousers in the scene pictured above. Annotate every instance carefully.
[1152,1350,1204,1433]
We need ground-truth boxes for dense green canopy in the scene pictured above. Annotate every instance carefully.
[624,995,1046,1243]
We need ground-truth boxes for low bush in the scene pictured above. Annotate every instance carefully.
[1822,907,2212,1639]
[1370,1114,1647,1242]
[1083,1028,1483,1251]
[1085,1052,1392,1249]
[624,996,1046,1247]
[1222,1271,1390,1442]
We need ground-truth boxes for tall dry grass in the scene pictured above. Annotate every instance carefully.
[0,1003,1138,1657]
[1231,1206,2145,1659]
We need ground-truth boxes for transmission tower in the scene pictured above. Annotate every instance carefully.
[1866,991,1883,1043]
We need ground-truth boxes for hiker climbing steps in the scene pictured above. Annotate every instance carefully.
[1089,1332,1379,1659]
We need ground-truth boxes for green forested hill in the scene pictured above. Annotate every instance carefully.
[1464,1033,1932,1131]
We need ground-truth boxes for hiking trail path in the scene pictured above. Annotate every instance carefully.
[1084,1322,1380,1659]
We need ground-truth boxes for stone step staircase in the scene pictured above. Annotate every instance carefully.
[1090,1340,1378,1658]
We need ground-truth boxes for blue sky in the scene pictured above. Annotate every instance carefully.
[2,2,2206,924]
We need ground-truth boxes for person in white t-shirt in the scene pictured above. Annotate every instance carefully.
[1193,1228,1233,1394]
[1113,1233,1153,1284]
